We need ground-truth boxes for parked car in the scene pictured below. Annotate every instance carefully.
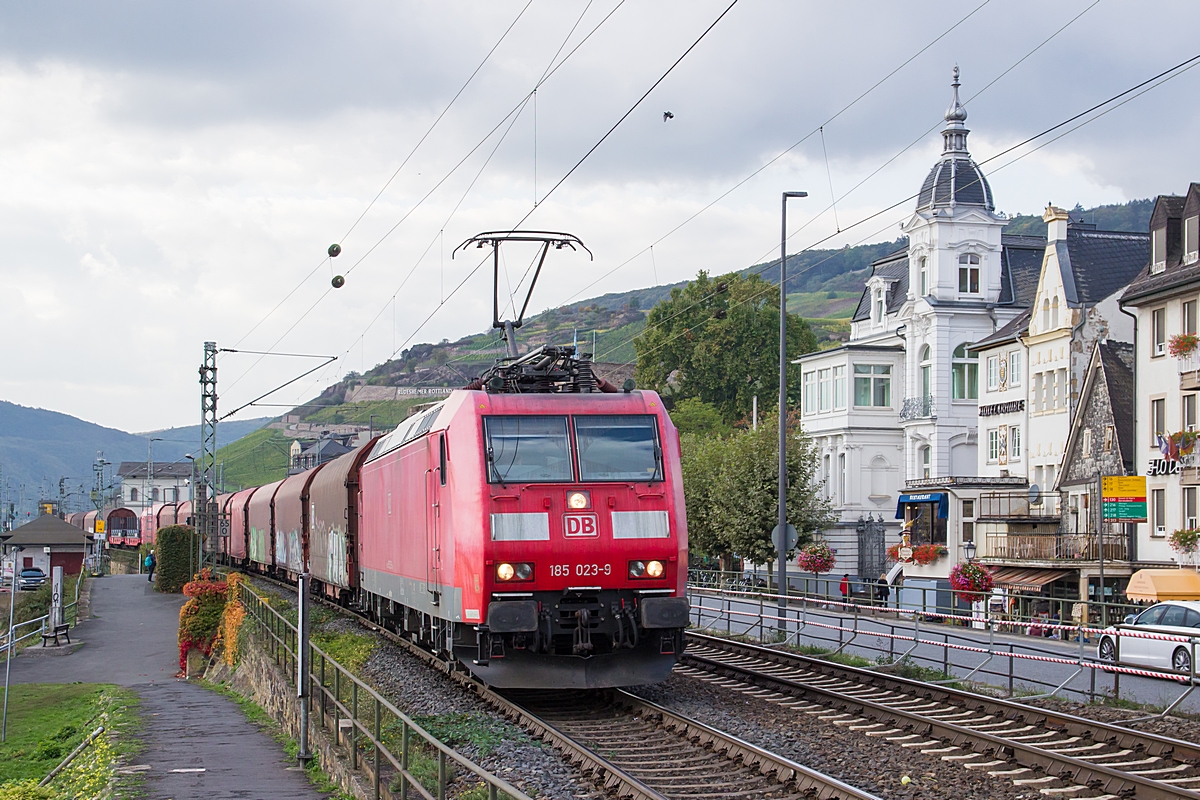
[17,567,46,591]
[1097,601,1200,674]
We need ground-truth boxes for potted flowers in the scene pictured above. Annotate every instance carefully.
[1169,528,1200,564]
[886,542,947,565]
[949,562,994,603]
[1170,333,1200,358]
[796,540,836,576]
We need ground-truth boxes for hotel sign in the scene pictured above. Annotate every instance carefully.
[979,400,1024,417]
[1101,475,1147,522]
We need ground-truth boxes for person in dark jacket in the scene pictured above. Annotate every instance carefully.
[145,550,156,582]
[876,574,890,606]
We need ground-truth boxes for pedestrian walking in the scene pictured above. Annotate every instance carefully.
[839,573,850,605]
[145,550,156,582]
[875,574,890,606]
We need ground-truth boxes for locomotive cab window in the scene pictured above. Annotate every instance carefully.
[484,416,572,483]
[574,415,662,482]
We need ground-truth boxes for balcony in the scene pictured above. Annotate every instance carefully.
[977,491,1061,521]
[899,395,936,421]
[982,531,1130,562]
[1180,352,1200,391]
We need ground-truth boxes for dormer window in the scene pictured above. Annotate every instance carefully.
[919,257,929,296]
[958,253,980,293]
[873,287,885,323]
[1186,216,1198,266]
[1152,226,1167,274]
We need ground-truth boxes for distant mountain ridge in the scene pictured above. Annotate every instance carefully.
[0,401,270,518]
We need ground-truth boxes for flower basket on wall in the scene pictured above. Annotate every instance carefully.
[886,543,947,565]
[795,541,836,575]
[1169,528,1200,557]
[949,562,994,603]
[1170,333,1199,358]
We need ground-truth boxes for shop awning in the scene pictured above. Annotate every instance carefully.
[987,567,1071,592]
[895,492,949,520]
[1125,569,1200,602]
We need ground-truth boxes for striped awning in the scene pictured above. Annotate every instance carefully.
[987,567,1071,592]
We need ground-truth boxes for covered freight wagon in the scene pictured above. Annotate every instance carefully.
[273,466,326,578]
[247,480,283,571]
[309,438,378,600]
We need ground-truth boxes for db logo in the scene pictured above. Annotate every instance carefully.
[563,514,599,537]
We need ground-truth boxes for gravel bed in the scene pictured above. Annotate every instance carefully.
[630,673,1047,800]
[246,578,593,799]
[1023,695,1200,744]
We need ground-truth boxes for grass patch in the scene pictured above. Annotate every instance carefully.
[312,631,375,674]
[0,683,141,797]
[411,713,518,757]
[216,428,292,490]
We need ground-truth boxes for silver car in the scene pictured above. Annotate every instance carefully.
[1097,601,1200,674]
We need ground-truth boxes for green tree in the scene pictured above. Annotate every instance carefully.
[681,412,833,566]
[670,398,730,436]
[634,271,817,422]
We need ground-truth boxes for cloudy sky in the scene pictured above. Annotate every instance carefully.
[3,0,1200,433]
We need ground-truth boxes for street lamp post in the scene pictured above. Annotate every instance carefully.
[778,190,807,634]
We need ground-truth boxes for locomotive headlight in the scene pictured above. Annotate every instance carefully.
[628,560,646,578]
[645,560,665,578]
[514,562,533,581]
[496,563,516,581]
[496,562,533,582]
[567,490,591,509]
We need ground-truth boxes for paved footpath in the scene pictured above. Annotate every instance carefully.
[10,573,326,800]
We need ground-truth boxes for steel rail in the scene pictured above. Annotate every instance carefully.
[247,573,878,800]
[685,632,1200,800]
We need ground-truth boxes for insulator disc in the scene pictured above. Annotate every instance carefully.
[331,275,345,288]
[328,243,342,258]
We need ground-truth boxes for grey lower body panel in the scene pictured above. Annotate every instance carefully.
[453,640,679,689]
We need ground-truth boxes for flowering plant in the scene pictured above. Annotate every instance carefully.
[1170,333,1200,358]
[1169,528,1200,555]
[949,562,994,602]
[178,571,228,671]
[795,541,835,575]
[889,542,947,564]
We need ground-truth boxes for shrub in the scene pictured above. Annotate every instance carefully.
[178,568,228,671]
[216,573,247,667]
[154,525,200,593]
[0,781,57,800]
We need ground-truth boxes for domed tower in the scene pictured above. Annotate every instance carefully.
[903,66,1006,306]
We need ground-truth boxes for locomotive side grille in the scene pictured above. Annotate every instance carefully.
[489,512,550,541]
[611,510,669,539]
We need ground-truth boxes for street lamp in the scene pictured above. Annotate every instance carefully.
[964,540,977,562]
[777,190,807,634]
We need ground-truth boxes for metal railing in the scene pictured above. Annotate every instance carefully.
[899,395,936,420]
[1178,352,1200,376]
[689,584,1200,712]
[240,584,532,800]
[1,573,84,657]
[981,532,1130,562]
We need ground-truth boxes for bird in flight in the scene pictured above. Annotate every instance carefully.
[663,111,674,122]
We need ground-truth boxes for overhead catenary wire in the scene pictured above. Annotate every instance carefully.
[224,2,628,399]
[601,50,1200,369]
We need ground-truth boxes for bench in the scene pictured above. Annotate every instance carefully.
[42,624,71,647]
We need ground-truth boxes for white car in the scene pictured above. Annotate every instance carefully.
[1097,601,1200,674]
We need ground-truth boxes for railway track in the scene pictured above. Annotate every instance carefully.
[248,575,878,800]
[682,631,1200,800]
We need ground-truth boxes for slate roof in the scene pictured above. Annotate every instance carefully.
[972,308,1031,351]
[117,462,193,479]
[1057,226,1150,306]
[851,249,908,322]
[1099,341,1135,469]
[4,513,91,546]
[917,157,994,212]
[1121,191,1200,304]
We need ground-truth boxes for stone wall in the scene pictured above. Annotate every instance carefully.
[206,635,383,799]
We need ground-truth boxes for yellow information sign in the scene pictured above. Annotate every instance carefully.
[95,519,106,533]
[1101,475,1147,522]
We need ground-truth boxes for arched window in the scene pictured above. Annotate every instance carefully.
[919,257,929,296]
[957,253,980,293]
[952,343,978,400]
[1042,299,1050,331]
[152,487,160,502]
[919,345,932,399]
[920,445,932,479]
[130,487,138,502]
[872,287,885,323]
[1051,296,1060,329]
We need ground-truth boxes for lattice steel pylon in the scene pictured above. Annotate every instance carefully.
[198,341,220,569]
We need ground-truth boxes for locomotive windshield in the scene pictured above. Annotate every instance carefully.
[575,415,662,482]
[484,416,573,483]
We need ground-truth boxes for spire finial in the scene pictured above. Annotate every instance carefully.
[945,64,967,124]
